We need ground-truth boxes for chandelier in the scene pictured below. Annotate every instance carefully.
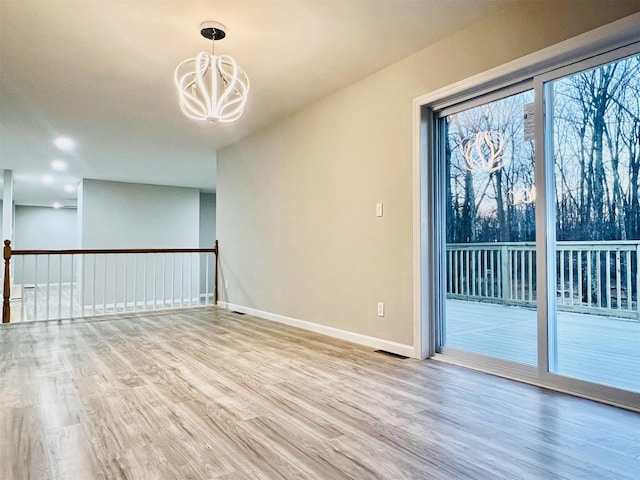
[462,131,505,173]
[175,21,249,123]
[508,186,536,206]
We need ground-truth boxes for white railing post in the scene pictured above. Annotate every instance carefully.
[577,251,583,307]
[559,249,565,306]
[500,245,510,303]
[625,250,632,312]
[92,254,96,317]
[605,250,612,310]
[637,244,640,321]
[113,254,118,313]
[615,249,621,310]
[45,255,51,321]
[58,254,62,319]
[470,250,476,297]
[596,252,602,308]
[143,254,147,311]
[70,255,74,318]
[153,253,157,310]
[103,254,107,315]
[453,250,458,295]
[568,249,574,306]
[33,256,38,321]
[133,254,138,312]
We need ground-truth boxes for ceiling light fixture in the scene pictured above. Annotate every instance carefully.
[64,184,75,193]
[42,174,54,184]
[175,21,249,123]
[54,136,75,152]
[52,202,63,209]
[51,159,67,171]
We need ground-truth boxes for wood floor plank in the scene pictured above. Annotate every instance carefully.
[0,406,52,480]
[1,307,639,479]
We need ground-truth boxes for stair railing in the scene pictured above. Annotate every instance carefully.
[2,239,218,323]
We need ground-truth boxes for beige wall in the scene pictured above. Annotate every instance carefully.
[80,179,200,249]
[217,1,640,347]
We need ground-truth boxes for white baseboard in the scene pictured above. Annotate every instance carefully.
[218,301,415,358]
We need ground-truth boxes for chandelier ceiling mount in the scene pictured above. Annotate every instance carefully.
[199,21,227,41]
[175,21,249,124]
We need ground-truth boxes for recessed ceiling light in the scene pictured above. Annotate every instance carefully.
[64,184,75,193]
[54,136,75,152]
[42,174,54,184]
[51,159,67,171]
[52,202,63,209]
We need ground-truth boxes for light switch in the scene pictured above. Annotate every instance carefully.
[376,202,383,217]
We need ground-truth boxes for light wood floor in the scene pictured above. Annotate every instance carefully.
[1,308,639,479]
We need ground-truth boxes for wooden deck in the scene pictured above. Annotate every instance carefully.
[1,307,639,479]
[446,299,640,393]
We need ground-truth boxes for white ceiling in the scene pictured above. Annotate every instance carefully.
[0,0,509,207]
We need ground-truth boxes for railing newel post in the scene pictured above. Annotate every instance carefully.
[214,240,219,306]
[3,239,11,323]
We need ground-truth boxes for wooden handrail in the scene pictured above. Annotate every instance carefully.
[1,240,219,323]
[10,247,217,256]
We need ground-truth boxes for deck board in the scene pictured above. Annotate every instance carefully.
[445,299,640,392]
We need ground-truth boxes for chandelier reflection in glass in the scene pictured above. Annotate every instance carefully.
[462,131,505,173]
[508,186,536,206]
[175,21,249,123]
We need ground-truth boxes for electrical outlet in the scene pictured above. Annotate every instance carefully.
[376,202,383,217]
[377,302,384,317]
[225,280,229,289]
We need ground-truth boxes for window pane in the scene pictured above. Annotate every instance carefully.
[441,89,537,365]
[549,53,640,392]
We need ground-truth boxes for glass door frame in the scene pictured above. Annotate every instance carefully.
[430,82,543,384]
[433,82,538,362]
[534,42,640,407]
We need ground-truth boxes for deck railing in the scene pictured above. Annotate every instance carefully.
[2,240,218,323]
[446,241,639,319]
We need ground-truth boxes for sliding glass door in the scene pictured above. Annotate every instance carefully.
[429,43,640,403]
[546,52,640,393]
[438,88,538,366]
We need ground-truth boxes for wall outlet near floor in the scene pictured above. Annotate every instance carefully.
[377,302,384,317]
[376,202,383,217]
